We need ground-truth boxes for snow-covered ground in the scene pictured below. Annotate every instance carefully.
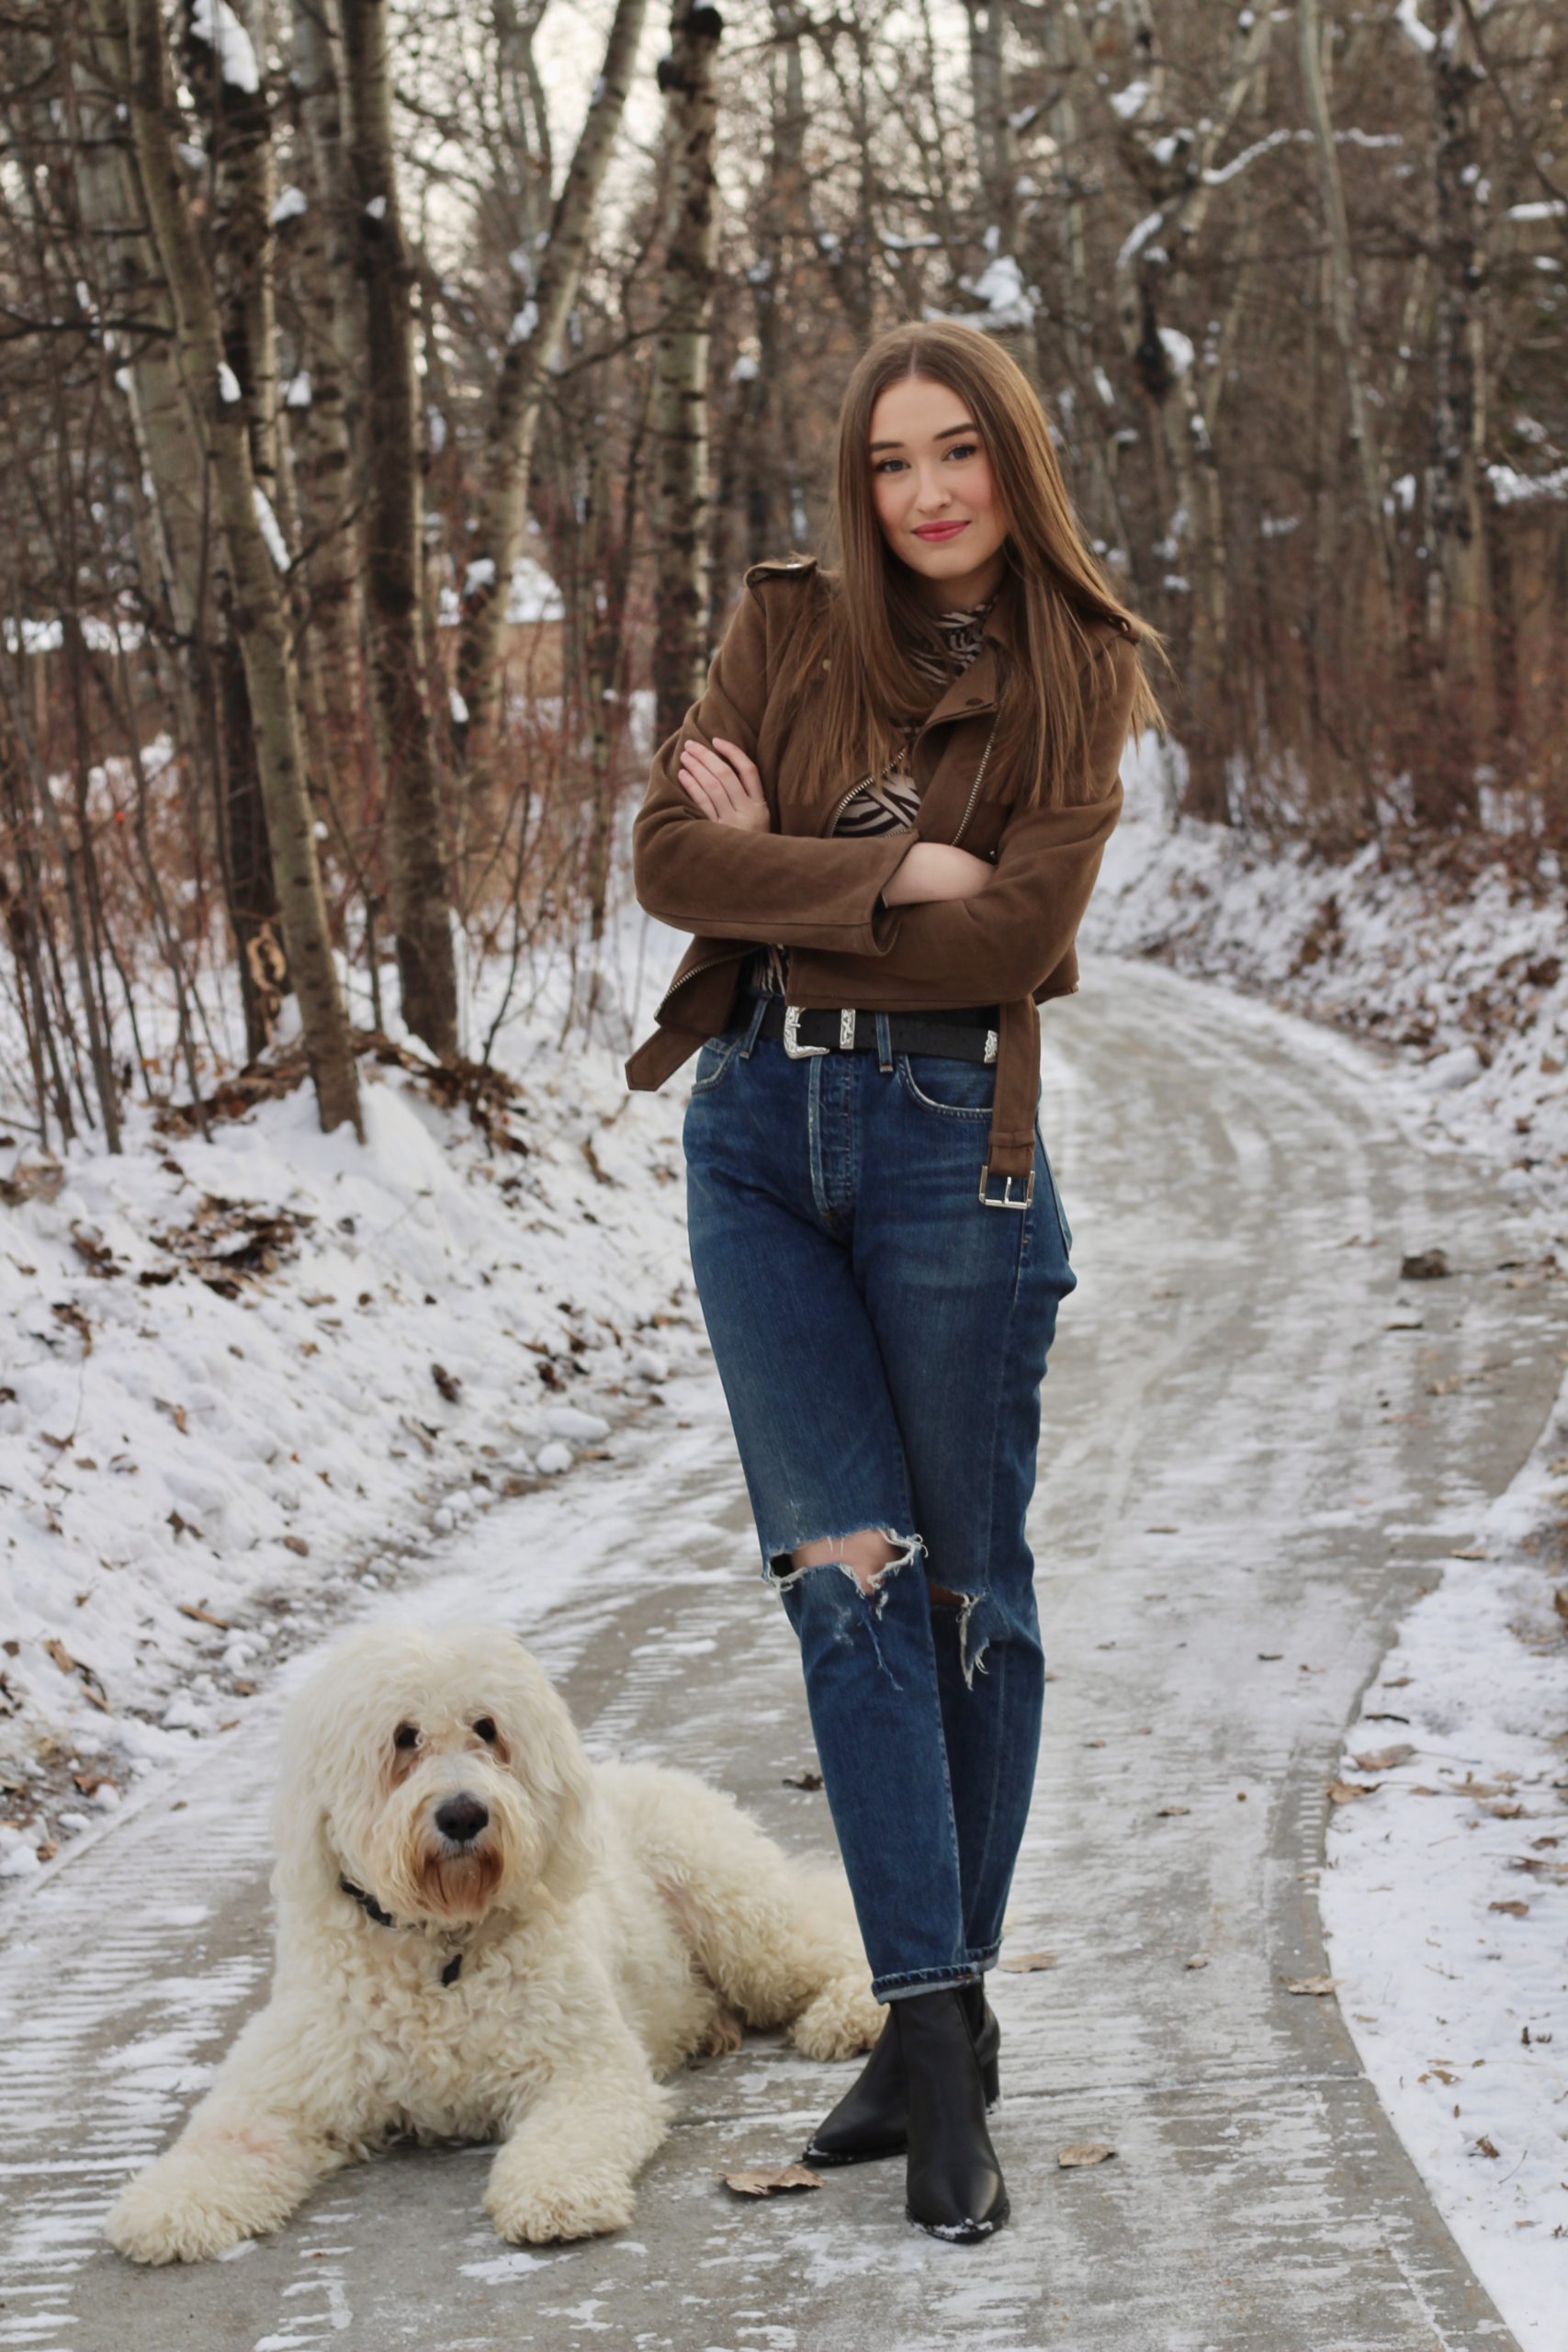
[1087,734,1567,1206]
[3,740,1564,2341]
[1089,741,1568,2350]
[0,956,697,1879]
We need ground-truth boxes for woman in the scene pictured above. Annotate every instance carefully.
[625,320,1164,2242]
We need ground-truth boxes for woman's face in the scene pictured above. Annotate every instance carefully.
[867,374,1009,604]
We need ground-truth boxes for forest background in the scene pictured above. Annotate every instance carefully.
[0,0,1564,1148]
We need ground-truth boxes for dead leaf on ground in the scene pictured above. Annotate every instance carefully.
[1352,1745,1415,1773]
[1553,1588,1568,1627]
[0,1158,62,1205]
[1448,1544,1486,1557]
[1156,1804,1190,1817]
[998,1951,1057,1973]
[722,2163,823,2198]
[781,1769,822,1790]
[1401,1249,1450,1281]
[51,1301,93,1355]
[1183,1955,1208,1970]
[1472,2136,1500,2159]
[282,1534,310,1557]
[177,1602,231,1630]
[1057,2143,1116,2168]
[42,1638,108,1713]
[153,1397,188,1434]
[1327,1780,1380,1804]
[432,1363,462,1403]
[1280,1973,1338,1996]
[1489,1900,1529,1917]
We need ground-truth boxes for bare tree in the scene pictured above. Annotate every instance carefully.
[122,0,361,1134]
[652,3,723,736]
[340,0,457,1059]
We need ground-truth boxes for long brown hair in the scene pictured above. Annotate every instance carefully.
[776,321,1168,813]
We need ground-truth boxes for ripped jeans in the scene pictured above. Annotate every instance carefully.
[682,989,1077,2001]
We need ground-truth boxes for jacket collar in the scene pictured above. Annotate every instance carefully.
[912,565,1020,732]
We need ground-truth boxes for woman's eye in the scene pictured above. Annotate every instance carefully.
[947,441,977,461]
[473,1717,498,1745]
[393,1723,420,1751]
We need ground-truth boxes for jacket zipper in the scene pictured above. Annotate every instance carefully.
[654,950,740,1020]
[949,711,1000,851]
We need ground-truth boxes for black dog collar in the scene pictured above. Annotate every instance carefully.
[339,1872,463,1984]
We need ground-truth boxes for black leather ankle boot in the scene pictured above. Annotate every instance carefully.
[892,1986,1009,2241]
[802,1982,1000,2166]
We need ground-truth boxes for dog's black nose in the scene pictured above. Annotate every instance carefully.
[434,1795,490,1845]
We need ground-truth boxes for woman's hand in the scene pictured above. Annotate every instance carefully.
[880,842,995,906]
[676,737,773,833]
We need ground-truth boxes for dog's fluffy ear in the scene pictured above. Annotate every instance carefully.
[266,1644,350,1911]
[495,1644,602,1907]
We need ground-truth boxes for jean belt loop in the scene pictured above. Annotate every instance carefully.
[740,991,770,1056]
[874,1010,893,1069]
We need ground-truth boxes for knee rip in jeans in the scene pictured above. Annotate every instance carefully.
[770,1527,925,1689]
[770,1525,924,1608]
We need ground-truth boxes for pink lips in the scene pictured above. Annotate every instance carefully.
[913,521,968,540]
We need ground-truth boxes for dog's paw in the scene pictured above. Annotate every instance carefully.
[107,2160,255,2265]
[697,2002,745,2058]
[485,2158,636,2245]
[789,1975,884,2062]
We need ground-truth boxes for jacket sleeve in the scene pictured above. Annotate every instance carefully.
[784,631,1137,1006]
[630,576,917,955]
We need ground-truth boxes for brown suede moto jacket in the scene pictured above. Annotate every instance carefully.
[624,554,1139,1185]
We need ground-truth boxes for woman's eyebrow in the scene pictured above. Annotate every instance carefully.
[867,421,980,452]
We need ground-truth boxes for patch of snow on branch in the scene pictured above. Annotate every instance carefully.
[190,0,260,93]
[252,487,289,571]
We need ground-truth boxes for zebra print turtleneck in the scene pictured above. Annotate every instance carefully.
[743,594,996,998]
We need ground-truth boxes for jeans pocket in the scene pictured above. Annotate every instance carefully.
[895,1049,996,1119]
[689,1032,742,1094]
[1035,1121,1072,1253]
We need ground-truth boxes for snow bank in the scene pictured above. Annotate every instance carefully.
[1320,1403,1568,2349]
[0,989,700,1881]
[1085,735,1566,1207]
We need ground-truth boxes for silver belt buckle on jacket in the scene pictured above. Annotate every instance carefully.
[782,1003,856,1057]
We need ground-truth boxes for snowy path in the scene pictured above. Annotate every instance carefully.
[1,961,1562,2352]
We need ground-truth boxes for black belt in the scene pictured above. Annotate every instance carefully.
[724,992,1000,1065]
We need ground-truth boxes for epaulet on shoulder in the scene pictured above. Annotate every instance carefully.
[1077,611,1139,668]
[743,554,820,588]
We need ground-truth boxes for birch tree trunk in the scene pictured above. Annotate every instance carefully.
[287,0,371,786]
[123,0,362,1135]
[1296,0,1396,615]
[652,2,723,739]
[455,0,651,781]
[74,0,208,645]
[1421,0,1492,820]
[194,0,290,1059]
[339,0,458,1061]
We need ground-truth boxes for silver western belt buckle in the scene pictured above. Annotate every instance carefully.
[978,1162,1034,1210]
[782,1003,856,1057]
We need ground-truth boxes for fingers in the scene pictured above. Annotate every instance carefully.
[677,736,764,820]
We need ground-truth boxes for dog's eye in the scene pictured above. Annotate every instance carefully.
[472,1717,498,1745]
[393,1723,421,1751]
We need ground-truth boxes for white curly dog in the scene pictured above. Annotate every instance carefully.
[107,1619,881,2261]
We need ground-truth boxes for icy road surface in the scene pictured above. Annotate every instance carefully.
[2,961,1562,2352]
